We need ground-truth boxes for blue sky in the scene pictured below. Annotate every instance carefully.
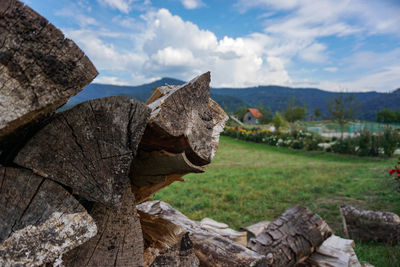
[22,0,400,92]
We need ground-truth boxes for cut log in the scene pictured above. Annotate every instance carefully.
[14,96,150,209]
[0,167,97,266]
[304,235,361,267]
[140,210,199,266]
[62,182,144,267]
[0,0,98,140]
[140,72,228,166]
[248,206,333,267]
[340,204,400,244]
[137,200,267,267]
[131,150,205,203]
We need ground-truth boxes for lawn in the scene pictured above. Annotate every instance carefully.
[154,136,400,267]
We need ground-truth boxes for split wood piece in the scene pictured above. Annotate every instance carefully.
[240,221,270,241]
[199,218,247,247]
[131,150,205,203]
[62,183,144,267]
[304,235,361,267]
[140,72,228,166]
[14,96,150,209]
[340,204,400,245]
[0,167,97,266]
[140,210,199,266]
[137,200,267,267]
[0,0,98,139]
[248,206,333,267]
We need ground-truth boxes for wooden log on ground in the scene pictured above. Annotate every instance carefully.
[0,167,97,266]
[131,150,205,203]
[340,204,400,245]
[304,235,361,267]
[62,182,144,267]
[0,0,98,140]
[199,217,247,247]
[137,200,267,267]
[140,210,199,266]
[14,96,150,209]
[248,206,333,267]
[140,72,228,166]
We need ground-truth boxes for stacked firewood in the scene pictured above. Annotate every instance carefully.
[0,1,378,266]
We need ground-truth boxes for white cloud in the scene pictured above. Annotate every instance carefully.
[324,67,338,72]
[298,43,327,63]
[181,0,204,9]
[94,76,128,85]
[97,0,136,13]
[151,47,195,66]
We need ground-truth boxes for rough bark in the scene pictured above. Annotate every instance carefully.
[340,204,400,245]
[140,210,199,266]
[248,206,333,267]
[304,235,361,267]
[131,150,205,203]
[0,0,98,140]
[140,72,228,166]
[240,221,270,241]
[14,96,150,209]
[137,200,267,267]
[63,183,144,267]
[0,167,97,266]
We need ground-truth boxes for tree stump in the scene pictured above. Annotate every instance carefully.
[340,204,400,244]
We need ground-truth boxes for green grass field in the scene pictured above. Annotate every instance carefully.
[154,136,400,266]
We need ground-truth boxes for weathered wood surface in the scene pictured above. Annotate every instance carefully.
[14,96,150,209]
[63,183,144,267]
[140,72,228,166]
[140,210,199,266]
[240,221,270,241]
[0,0,98,140]
[304,235,361,267]
[131,150,205,203]
[137,200,267,267]
[199,217,247,247]
[248,206,333,267]
[340,204,400,245]
[0,167,97,266]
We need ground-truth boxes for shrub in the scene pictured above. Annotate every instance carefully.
[381,126,399,157]
[331,138,357,155]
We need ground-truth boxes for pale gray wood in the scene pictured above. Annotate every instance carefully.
[0,0,98,139]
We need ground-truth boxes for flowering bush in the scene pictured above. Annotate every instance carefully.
[388,157,400,182]
[223,124,400,157]
[222,126,325,151]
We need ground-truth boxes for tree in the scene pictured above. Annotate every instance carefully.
[272,112,288,131]
[328,93,357,139]
[283,98,306,122]
[257,102,272,124]
[314,108,321,120]
[234,106,248,122]
[377,109,397,123]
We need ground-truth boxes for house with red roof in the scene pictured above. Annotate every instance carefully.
[243,108,263,124]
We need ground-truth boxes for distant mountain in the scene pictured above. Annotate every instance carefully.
[61,78,400,121]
